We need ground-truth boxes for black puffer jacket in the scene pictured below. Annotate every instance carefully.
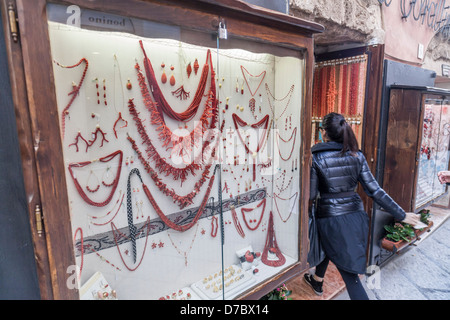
[310,141,406,274]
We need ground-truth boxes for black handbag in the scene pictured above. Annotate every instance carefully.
[307,197,325,267]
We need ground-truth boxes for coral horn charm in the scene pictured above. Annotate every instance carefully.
[193,58,199,75]
[187,62,192,78]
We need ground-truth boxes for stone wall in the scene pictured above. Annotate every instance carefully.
[423,34,450,79]
[288,0,450,81]
[289,0,384,49]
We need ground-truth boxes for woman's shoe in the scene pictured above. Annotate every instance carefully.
[303,273,323,296]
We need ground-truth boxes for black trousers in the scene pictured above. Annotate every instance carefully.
[315,256,369,300]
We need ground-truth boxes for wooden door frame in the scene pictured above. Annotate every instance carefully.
[11,0,323,299]
[0,0,54,300]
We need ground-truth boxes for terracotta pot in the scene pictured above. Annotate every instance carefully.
[415,221,434,238]
[381,236,415,252]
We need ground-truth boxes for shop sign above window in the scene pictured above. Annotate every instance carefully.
[378,0,450,38]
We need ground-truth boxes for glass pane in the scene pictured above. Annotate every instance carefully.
[47,2,305,300]
[433,102,450,200]
[415,100,449,209]
[216,37,304,299]
[47,3,223,300]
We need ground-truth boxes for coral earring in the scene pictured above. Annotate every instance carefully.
[170,74,176,86]
[161,71,167,84]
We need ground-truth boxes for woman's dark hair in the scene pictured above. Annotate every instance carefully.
[322,112,359,156]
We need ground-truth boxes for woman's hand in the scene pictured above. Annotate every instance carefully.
[437,171,450,184]
[402,212,426,228]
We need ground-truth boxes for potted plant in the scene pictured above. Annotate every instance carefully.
[381,222,416,252]
[415,209,433,238]
[260,283,292,300]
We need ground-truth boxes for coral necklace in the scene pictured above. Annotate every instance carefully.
[139,40,212,122]
[274,192,298,223]
[128,118,223,209]
[232,113,270,155]
[142,165,219,232]
[111,217,151,271]
[240,65,266,97]
[275,126,297,161]
[261,211,286,267]
[127,98,220,184]
[232,113,270,181]
[54,58,89,140]
[68,150,123,207]
[265,84,294,122]
[135,62,216,154]
[241,198,266,231]
[230,205,246,238]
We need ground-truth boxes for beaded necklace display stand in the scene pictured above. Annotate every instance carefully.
[261,211,286,267]
[68,150,123,207]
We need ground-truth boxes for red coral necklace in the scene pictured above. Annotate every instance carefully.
[275,126,297,161]
[139,40,212,122]
[135,62,216,155]
[127,98,221,184]
[274,192,298,223]
[232,113,270,181]
[54,58,89,140]
[241,198,266,231]
[142,165,220,232]
[68,150,123,207]
[261,211,286,267]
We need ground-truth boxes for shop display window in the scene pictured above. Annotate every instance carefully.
[46,3,305,299]
[415,99,450,209]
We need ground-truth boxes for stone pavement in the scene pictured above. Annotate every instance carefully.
[287,206,450,300]
[333,207,450,300]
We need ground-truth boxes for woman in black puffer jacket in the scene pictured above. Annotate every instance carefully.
[304,112,421,300]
